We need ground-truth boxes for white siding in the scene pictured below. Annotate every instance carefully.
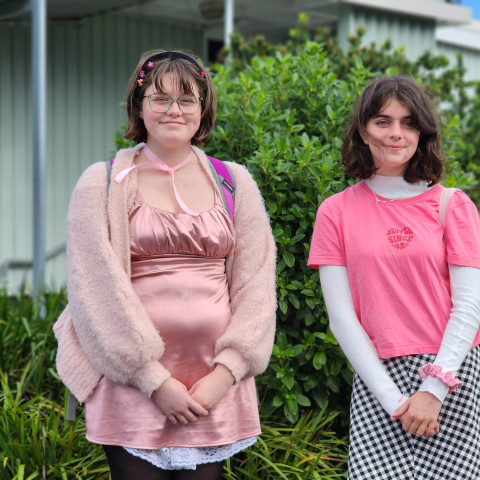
[338,5,437,60]
[436,41,480,81]
[338,5,480,81]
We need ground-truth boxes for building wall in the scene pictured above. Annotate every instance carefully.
[338,5,437,59]
[338,5,480,81]
[436,41,480,81]
[0,12,204,291]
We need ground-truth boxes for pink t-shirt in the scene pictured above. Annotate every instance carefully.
[308,181,480,359]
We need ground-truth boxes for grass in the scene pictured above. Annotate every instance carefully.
[224,410,347,479]
[0,289,348,479]
[1,368,109,479]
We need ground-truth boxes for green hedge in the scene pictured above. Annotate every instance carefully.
[207,43,361,423]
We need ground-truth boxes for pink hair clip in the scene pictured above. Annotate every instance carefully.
[139,70,145,78]
[137,79,143,86]
[200,71,205,77]
[148,61,154,68]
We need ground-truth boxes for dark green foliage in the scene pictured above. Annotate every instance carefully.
[226,18,479,200]
[223,409,348,479]
[0,289,66,398]
[206,44,364,423]
[0,289,110,479]
[450,79,480,205]
[0,372,110,479]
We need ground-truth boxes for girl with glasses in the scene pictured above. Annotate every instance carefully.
[55,49,276,480]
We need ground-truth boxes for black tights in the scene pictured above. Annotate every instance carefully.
[103,445,224,480]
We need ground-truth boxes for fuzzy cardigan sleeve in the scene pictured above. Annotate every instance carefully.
[65,160,171,399]
[213,161,277,382]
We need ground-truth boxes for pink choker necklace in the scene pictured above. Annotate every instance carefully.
[142,145,192,172]
[114,146,199,216]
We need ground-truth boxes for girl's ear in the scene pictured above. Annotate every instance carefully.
[359,126,369,145]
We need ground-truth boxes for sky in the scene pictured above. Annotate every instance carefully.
[460,0,480,19]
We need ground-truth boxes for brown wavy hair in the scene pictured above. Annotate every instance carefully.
[342,75,444,185]
[124,49,216,147]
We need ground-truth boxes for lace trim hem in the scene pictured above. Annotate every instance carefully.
[420,363,462,393]
[124,436,257,471]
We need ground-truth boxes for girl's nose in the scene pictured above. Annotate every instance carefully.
[166,100,182,115]
[389,121,402,137]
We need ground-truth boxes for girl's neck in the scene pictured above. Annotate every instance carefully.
[365,174,430,199]
[144,142,193,167]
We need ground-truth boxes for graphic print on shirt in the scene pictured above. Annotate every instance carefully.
[387,227,413,250]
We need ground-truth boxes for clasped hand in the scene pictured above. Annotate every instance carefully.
[392,391,442,437]
[151,365,235,425]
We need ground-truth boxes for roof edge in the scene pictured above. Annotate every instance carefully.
[436,20,480,52]
[342,0,472,25]
[0,0,31,20]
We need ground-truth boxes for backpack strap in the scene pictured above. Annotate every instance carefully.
[207,156,235,223]
[67,392,78,421]
[106,158,114,188]
[439,187,458,242]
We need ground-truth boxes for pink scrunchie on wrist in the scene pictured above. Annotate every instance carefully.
[419,363,462,393]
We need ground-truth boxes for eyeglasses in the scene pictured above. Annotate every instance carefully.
[144,94,203,114]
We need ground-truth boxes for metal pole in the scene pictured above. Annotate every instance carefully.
[32,0,47,300]
[224,0,234,47]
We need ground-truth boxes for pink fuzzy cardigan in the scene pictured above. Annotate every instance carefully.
[54,144,276,403]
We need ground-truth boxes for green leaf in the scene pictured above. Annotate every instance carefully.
[296,393,311,407]
[279,299,288,315]
[313,351,327,370]
[272,394,284,407]
[326,104,334,120]
[281,374,295,390]
[288,294,300,309]
[286,397,299,417]
[282,251,295,267]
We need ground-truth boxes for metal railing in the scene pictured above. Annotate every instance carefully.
[0,242,66,281]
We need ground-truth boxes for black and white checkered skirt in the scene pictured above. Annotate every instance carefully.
[348,346,480,480]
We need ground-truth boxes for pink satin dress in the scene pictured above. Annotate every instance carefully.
[85,190,261,449]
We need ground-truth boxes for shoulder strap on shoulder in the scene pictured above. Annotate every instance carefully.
[106,158,114,189]
[207,156,235,223]
[439,187,457,242]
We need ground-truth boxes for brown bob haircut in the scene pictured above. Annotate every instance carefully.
[124,49,217,147]
[342,75,444,185]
